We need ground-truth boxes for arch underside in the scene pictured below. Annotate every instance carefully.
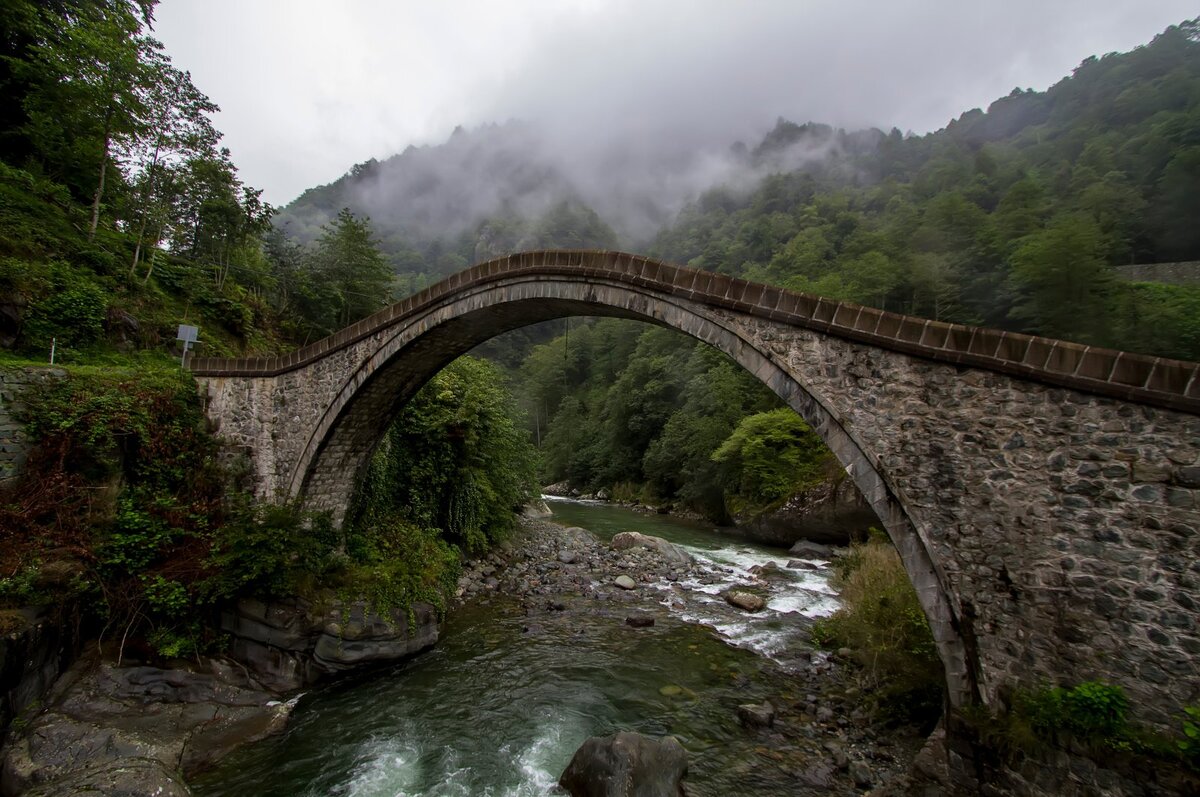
[295,277,975,708]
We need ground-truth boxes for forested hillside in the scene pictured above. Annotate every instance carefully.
[0,1,536,658]
[509,19,1200,517]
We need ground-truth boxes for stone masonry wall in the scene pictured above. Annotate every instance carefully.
[0,367,64,486]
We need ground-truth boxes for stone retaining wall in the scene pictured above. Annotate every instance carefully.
[1117,261,1200,286]
[0,367,63,486]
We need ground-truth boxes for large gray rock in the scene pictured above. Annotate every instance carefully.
[522,499,553,519]
[559,731,687,797]
[22,757,191,797]
[0,657,290,795]
[610,532,693,566]
[220,597,439,692]
[724,591,766,612]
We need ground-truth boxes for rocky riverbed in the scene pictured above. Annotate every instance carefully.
[456,515,936,795]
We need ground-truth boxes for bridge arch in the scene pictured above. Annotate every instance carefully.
[194,250,1200,742]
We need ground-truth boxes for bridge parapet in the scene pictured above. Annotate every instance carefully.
[191,250,1199,414]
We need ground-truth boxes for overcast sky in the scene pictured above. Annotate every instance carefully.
[153,1,1197,207]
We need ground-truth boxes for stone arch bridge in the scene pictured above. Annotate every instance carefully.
[191,250,1200,747]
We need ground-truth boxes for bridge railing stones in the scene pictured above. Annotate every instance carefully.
[189,250,1200,415]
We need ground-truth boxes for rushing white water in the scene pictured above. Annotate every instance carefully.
[544,496,842,668]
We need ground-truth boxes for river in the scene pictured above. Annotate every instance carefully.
[191,499,844,796]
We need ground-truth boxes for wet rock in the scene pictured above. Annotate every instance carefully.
[22,757,191,797]
[798,763,835,788]
[610,532,693,566]
[559,731,687,797]
[788,540,837,560]
[614,575,638,590]
[749,561,788,580]
[522,500,553,519]
[849,759,873,788]
[0,657,291,795]
[596,488,610,501]
[221,597,439,692]
[724,591,766,612]
[736,701,776,728]
[732,478,873,546]
[786,559,819,570]
[542,482,572,497]
[625,615,655,628]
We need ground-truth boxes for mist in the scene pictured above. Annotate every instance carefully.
[154,0,1197,215]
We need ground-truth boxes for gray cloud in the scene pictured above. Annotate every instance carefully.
[154,0,1197,206]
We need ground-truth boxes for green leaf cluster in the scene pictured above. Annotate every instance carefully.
[711,408,832,512]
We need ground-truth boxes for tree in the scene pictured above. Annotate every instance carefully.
[308,208,394,329]
[1008,213,1114,343]
[711,409,832,512]
[350,357,539,553]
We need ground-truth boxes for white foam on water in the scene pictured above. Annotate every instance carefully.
[649,542,842,662]
[342,734,422,797]
[504,723,571,797]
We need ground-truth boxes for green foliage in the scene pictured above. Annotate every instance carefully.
[1015,681,1130,740]
[711,408,832,512]
[349,356,539,554]
[338,516,461,618]
[1181,706,1200,764]
[516,319,783,520]
[3,365,225,655]
[203,503,338,602]
[299,208,395,335]
[0,564,45,607]
[811,537,943,728]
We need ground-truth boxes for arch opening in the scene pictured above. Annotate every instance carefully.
[291,275,976,711]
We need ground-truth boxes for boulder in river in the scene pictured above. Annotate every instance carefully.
[788,540,838,560]
[610,532,693,566]
[749,561,788,580]
[731,477,875,546]
[724,590,766,612]
[614,575,638,590]
[559,731,687,797]
[522,500,553,519]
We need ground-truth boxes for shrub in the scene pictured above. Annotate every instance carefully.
[811,536,943,727]
[1013,681,1131,747]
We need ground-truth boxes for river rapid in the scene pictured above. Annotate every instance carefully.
[191,499,914,796]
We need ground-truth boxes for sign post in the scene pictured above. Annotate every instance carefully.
[176,325,199,367]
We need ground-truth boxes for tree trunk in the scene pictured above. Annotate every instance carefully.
[130,140,164,277]
[141,223,165,285]
[88,107,115,242]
